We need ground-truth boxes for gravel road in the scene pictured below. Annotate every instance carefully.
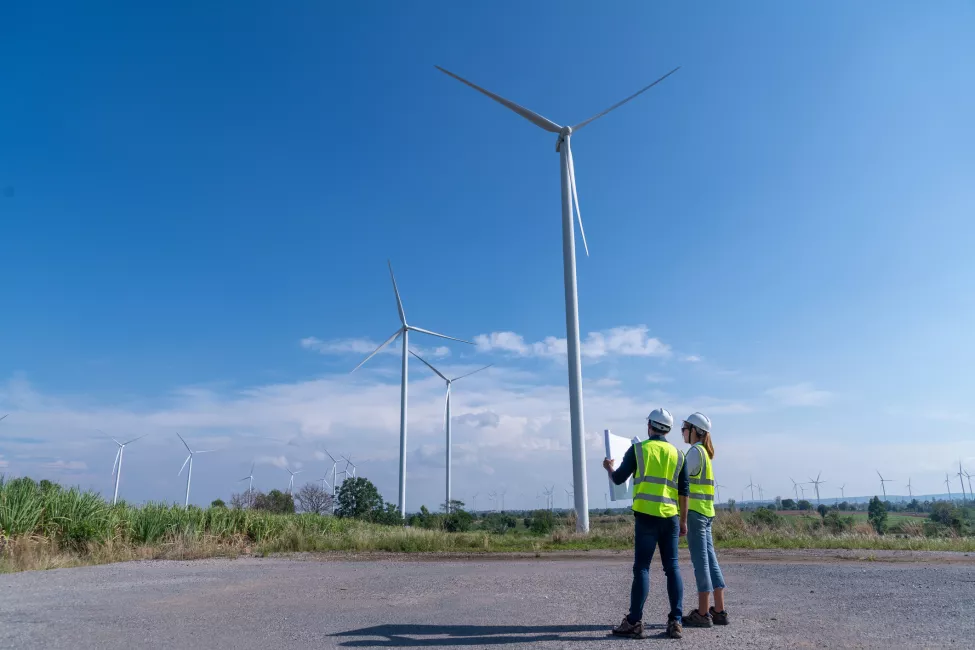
[1,551,973,649]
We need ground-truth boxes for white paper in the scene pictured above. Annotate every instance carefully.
[604,429,639,502]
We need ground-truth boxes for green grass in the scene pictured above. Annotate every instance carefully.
[2,478,974,574]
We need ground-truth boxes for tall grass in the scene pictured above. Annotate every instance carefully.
[2,477,974,574]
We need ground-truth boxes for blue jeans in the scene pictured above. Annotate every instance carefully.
[686,510,726,593]
[628,514,683,624]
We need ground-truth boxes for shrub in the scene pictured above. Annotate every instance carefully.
[749,507,782,529]
[529,510,556,535]
[868,496,888,534]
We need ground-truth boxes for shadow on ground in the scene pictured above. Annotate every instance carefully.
[333,624,627,647]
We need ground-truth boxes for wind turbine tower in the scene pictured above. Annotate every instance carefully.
[239,462,256,496]
[945,473,953,501]
[745,476,756,502]
[411,351,491,513]
[906,478,913,499]
[437,64,680,533]
[808,472,825,505]
[177,433,214,508]
[110,434,146,505]
[352,262,471,519]
[958,462,968,502]
[876,471,893,500]
[285,466,302,495]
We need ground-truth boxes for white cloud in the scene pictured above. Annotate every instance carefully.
[301,336,450,360]
[41,460,87,471]
[645,374,672,384]
[683,355,702,363]
[475,325,670,360]
[765,383,833,407]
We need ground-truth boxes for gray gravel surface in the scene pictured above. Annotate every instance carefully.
[1,552,973,649]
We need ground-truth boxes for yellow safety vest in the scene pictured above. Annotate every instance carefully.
[688,443,715,517]
[632,438,684,518]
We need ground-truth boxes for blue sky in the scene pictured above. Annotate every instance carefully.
[2,2,974,509]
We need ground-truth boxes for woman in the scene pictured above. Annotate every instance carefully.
[681,412,729,628]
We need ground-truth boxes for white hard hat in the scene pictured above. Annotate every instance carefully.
[684,412,712,434]
[646,408,674,433]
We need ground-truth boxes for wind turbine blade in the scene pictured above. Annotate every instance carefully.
[409,326,472,345]
[409,350,448,381]
[178,454,191,476]
[571,66,681,132]
[122,434,147,446]
[443,384,450,432]
[111,438,123,447]
[250,462,255,475]
[435,66,562,133]
[351,328,403,373]
[112,448,121,476]
[238,476,250,482]
[194,450,215,454]
[176,432,192,453]
[0,414,7,423]
[566,141,589,257]
[323,449,337,463]
[388,261,407,326]
[452,364,493,382]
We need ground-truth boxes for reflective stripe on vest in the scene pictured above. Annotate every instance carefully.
[688,443,715,517]
[632,439,683,518]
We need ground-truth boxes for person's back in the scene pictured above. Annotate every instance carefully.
[603,408,688,640]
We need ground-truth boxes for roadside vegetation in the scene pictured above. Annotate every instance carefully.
[2,475,974,573]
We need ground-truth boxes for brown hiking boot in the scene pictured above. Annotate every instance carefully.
[612,616,647,639]
[710,607,729,625]
[667,619,683,639]
[684,609,713,628]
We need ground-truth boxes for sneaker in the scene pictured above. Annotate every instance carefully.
[612,616,647,639]
[684,609,713,628]
[666,619,683,639]
[709,607,729,625]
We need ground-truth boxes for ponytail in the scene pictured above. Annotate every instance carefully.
[698,429,715,460]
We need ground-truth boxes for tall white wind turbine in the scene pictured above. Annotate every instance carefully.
[239,462,256,495]
[110,434,147,505]
[177,433,214,508]
[411,350,492,513]
[808,471,825,505]
[352,261,471,518]
[437,64,680,532]
[877,470,893,500]
[285,466,302,495]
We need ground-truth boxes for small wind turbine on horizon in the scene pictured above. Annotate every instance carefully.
[177,433,214,508]
[285,465,302,495]
[945,473,953,501]
[745,476,756,502]
[110,433,147,505]
[839,484,846,500]
[436,63,680,533]
[808,472,825,505]
[342,455,357,480]
[716,484,726,505]
[411,350,492,514]
[238,462,256,496]
[351,261,472,519]
[323,449,340,495]
[790,477,801,503]
[877,471,893,500]
[964,470,973,500]
[906,478,913,499]
[958,462,968,502]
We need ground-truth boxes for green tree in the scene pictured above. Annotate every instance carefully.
[335,477,383,519]
[868,496,888,534]
[797,500,812,511]
[253,489,295,514]
[817,503,829,519]
[210,498,226,509]
[370,501,404,526]
[529,509,556,535]
[781,498,796,511]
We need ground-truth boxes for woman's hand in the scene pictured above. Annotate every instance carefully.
[602,458,615,472]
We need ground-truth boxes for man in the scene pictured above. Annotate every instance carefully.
[603,407,689,639]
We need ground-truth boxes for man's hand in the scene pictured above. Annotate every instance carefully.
[679,521,688,537]
[602,458,615,472]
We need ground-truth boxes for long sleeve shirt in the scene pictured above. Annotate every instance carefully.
[610,434,689,519]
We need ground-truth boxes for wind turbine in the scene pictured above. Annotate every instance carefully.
[285,466,302,495]
[110,434,147,505]
[177,433,214,508]
[352,261,471,518]
[789,477,801,503]
[716,484,726,505]
[437,64,680,533]
[323,449,339,495]
[965,471,973,501]
[839,484,846,500]
[757,485,764,503]
[945,473,953,501]
[906,478,913,499]
[342,455,358,479]
[876,471,893,500]
[808,472,825,505]
[411,351,491,514]
[488,490,498,512]
[958,462,968,502]
[238,462,256,496]
[799,483,807,500]
[472,492,479,513]
[745,476,756,502]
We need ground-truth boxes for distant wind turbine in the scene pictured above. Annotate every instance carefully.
[876,471,893,500]
[285,466,302,495]
[716,484,726,505]
[906,478,913,499]
[239,462,256,496]
[177,433,214,508]
[323,449,339,495]
[411,350,491,513]
[790,477,801,502]
[965,471,974,501]
[110,434,147,505]
[839,484,846,500]
[808,472,825,505]
[342,455,357,479]
[958,462,968,502]
[945,473,953,501]
[745,476,756,502]
[436,63,680,533]
[351,261,471,518]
